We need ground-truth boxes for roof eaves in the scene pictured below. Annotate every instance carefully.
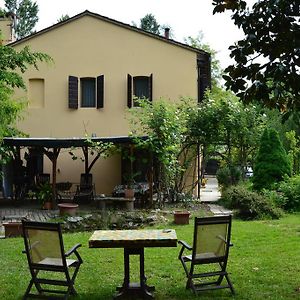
[9,10,208,56]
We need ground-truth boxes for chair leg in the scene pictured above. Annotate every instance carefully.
[32,270,43,294]
[23,279,34,300]
[225,273,235,294]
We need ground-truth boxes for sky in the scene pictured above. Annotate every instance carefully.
[0,0,255,69]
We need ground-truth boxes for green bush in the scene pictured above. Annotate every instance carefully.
[216,165,241,189]
[253,128,291,190]
[220,185,284,220]
[277,175,300,211]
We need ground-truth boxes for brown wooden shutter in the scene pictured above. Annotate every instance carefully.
[96,75,104,109]
[68,76,78,109]
[127,74,132,108]
[149,73,153,102]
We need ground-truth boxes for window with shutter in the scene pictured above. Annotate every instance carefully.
[127,74,153,107]
[197,55,211,102]
[127,74,132,108]
[68,76,78,109]
[81,77,96,107]
[97,75,104,109]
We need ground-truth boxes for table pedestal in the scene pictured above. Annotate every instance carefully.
[114,247,154,299]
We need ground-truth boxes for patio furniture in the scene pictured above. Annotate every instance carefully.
[73,173,95,203]
[178,215,235,295]
[89,229,177,299]
[22,220,83,299]
[36,173,51,186]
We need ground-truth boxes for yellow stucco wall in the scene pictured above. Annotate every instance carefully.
[12,14,199,194]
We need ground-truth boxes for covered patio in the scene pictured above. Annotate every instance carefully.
[2,136,153,208]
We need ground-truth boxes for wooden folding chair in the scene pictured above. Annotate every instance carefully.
[73,173,94,203]
[22,221,83,299]
[178,215,235,295]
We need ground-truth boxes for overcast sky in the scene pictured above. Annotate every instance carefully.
[0,0,256,69]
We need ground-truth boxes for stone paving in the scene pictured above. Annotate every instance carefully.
[200,175,233,216]
[0,176,231,237]
[0,204,59,238]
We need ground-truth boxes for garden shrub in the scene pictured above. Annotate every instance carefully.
[253,128,291,190]
[216,165,241,189]
[220,185,284,220]
[278,175,300,211]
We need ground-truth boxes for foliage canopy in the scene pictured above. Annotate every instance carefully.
[213,0,300,113]
[4,0,39,39]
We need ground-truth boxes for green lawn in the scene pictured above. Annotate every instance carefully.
[0,213,300,299]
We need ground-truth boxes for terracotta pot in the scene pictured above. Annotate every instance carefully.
[124,188,135,199]
[43,201,52,210]
[58,203,79,216]
[174,211,190,225]
[3,222,23,238]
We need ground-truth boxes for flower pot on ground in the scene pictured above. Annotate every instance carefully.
[173,210,190,225]
[3,222,23,238]
[58,203,79,216]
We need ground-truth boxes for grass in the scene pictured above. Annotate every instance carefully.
[0,213,300,299]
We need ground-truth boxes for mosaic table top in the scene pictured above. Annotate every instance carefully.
[89,229,177,248]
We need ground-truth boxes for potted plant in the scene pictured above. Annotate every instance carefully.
[201,177,208,188]
[173,210,190,225]
[36,182,53,210]
[123,171,140,199]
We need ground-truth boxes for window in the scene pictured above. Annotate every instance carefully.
[68,75,104,109]
[197,54,211,102]
[127,74,153,108]
[134,76,150,99]
[81,77,95,107]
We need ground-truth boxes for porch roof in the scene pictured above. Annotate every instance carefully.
[3,136,148,148]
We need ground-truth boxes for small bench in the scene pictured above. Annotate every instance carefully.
[94,196,135,211]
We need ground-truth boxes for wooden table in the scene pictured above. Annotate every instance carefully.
[89,229,177,299]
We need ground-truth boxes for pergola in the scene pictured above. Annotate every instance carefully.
[3,136,152,207]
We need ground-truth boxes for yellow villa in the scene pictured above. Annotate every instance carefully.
[0,11,211,203]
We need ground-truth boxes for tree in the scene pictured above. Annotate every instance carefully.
[139,13,160,34]
[0,43,50,143]
[212,0,300,113]
[128,98,193,203]
[134,13,174,38]
[4,0,39,39]
[185,32,222,85]
[187,87,267,178]
[252,128,291,190]
[57,14,69,23]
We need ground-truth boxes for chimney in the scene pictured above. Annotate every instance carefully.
[164,28,170,39]
[0,12,16,45]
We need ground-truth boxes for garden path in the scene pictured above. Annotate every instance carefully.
[200,175,233,216]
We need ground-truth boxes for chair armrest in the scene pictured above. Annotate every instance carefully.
[178,240,192,251]
[178,240,192,260]
[65,243,82,257]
